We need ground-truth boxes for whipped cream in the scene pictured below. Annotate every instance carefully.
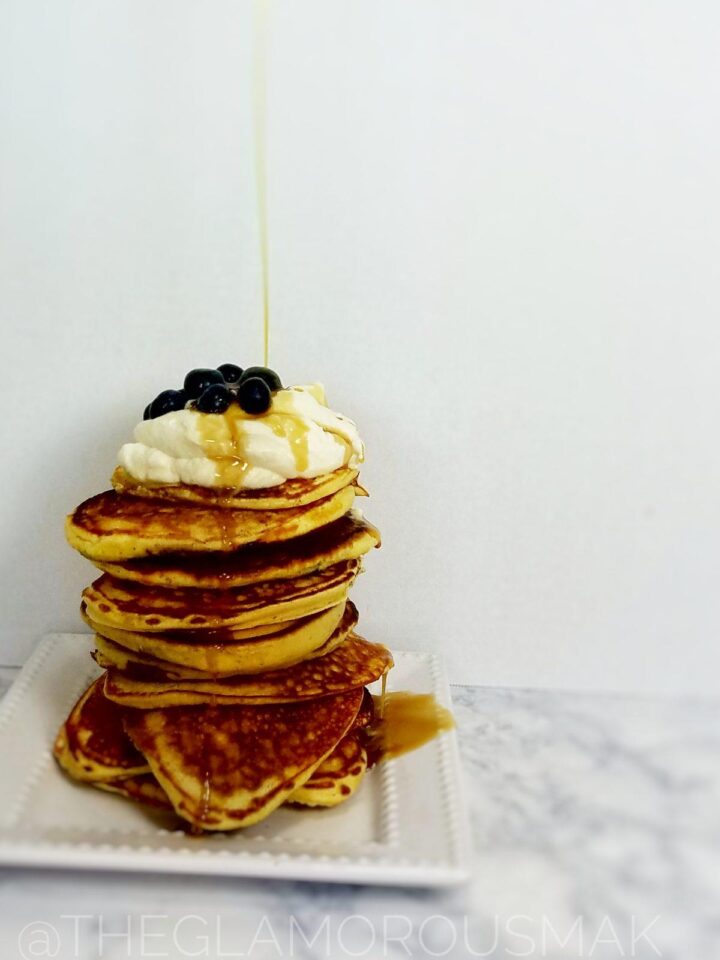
[118,384,364,489]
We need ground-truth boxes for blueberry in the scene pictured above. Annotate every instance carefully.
[196,383,232,414]
[149,389,187,419]
[239,366,282,393]
[143,403,152,420]
[217,363,243,385]
[183,367,226,399]
[237,376,271,414]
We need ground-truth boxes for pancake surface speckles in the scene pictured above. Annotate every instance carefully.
[66,485,356,561]
[123,688,364,831]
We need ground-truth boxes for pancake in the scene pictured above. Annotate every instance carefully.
[95,512,380,589]
[82,561,359,633]
[53,677,150,782]
[103,633,393,707]
[84,602,289,644]
[93,740,368,812]
[290,733,368,807]
[91,602,357,676]
[112,465,361,509]
[123,688,364,830]
[66,485,356,562]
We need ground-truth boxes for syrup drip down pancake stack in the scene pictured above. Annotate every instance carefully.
[55,367,393,831]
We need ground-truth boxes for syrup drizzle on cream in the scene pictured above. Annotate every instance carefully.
[195,403,314,487]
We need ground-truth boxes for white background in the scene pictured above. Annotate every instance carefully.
[1,1,719,693]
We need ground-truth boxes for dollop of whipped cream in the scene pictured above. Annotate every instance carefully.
[118,384,364,489]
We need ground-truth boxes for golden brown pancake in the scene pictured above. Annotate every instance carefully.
[95,512,380,588]
[123,689,364,830]
[82,561,359,633]
[94,742,368,813]
[58,685,376,820]
[290,733,368,807]
[66,486,356,562]
[103,633,393,707]
[53,677,149,782]
[91,601,357,675]
[112,465,361,509]
[89,694,375,815]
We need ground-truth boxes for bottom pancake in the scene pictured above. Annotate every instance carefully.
[123,689,364,830]
[55,676,371,831]
[91,734,367,814]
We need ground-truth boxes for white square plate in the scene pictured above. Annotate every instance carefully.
[0,635,469,886]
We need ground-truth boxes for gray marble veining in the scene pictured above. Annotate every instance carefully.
[0,671,717,959]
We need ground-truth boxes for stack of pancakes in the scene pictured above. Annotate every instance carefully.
[55,464,391,831]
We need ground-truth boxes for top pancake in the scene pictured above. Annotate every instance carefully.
[94,512,380,588]
[66,485,356,562]
[112,465,361,509]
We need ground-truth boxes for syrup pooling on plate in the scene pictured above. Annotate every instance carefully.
[366,692,455,766]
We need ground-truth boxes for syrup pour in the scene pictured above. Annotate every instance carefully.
[254,0,270,366]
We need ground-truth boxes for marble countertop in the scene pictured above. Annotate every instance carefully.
[0,668,717,960]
